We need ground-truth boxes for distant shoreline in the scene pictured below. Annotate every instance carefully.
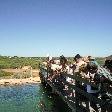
[0,77,41,87]
[0,69,41,86]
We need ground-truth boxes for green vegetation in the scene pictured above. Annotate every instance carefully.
[0,70,13,77]
[96,57,105,65]
[0,56,105,69]
[0,56,44,69]
[0,55,106,78]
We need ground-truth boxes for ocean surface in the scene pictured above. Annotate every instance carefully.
[0,84,71,112]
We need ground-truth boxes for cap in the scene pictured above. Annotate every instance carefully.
[74,54,82,61]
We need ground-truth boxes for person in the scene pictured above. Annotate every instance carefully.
[88,56,95,61]
[58,55,72,96]
[73,54,88,106]
[73,54,86,73]
[85,61,100,112]
[104,59,112,73]
[50,59,62,81]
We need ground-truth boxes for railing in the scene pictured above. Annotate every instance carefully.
[39,64,112,112]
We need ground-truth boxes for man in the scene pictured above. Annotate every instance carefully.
[104,59,112,73]
[73,54,87,107]
[85,61,100,112]
[73,54,87,74]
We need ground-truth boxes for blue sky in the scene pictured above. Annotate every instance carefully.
[0,0,112,57]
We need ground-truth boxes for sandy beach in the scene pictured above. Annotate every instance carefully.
[0,69,41,86]
[0,77,41,86]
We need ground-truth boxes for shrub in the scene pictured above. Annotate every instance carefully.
[0,70,13,77]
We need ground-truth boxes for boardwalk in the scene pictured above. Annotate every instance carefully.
[39,65,112,112]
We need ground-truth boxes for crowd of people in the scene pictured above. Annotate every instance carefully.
[42,54,111,83]
[41,54,112,112]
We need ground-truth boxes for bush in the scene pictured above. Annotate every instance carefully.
[0,70,13,77]
[0,56,44,69]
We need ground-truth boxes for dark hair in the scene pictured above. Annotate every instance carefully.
[86,61,98,72]
[60,55,67,64]
[74,54,82,61]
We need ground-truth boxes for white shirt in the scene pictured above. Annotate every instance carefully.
[74,60,86,72]
[51,64,62,71]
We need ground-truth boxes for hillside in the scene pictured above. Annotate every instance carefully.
[0,55,108,69]
[0,56,44,69]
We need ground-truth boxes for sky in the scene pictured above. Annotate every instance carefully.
[0,0,112,57]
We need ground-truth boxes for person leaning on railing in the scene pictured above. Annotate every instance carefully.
[46,59,59,81]
[74,56,101,111]
[72,54,88,104]
[73,54,86,73]
[84,61,100,112]
[45,55,68,95]
[79,58,112,112]
[50,60,62,82]
[104,59,112,73]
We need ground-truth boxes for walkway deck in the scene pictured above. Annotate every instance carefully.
[39,65,112,112]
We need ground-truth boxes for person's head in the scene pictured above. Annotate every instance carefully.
[46,56,52,62]
[104,59,112,72]
[60,55,67,65]
[87,56,95,61]
[50,58,55,64]
[86,61,98,74]
[74,54,82,63]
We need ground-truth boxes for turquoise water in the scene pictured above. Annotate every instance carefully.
[0,84,71,112]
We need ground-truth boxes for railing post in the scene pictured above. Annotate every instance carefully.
[75,80,80,111]
[85,100,90,112]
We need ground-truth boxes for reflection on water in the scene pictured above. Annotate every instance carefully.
[0,84,71,112]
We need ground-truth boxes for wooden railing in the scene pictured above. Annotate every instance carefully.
[39,64,112,112]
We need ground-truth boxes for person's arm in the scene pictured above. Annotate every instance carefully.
[84,72,90,80]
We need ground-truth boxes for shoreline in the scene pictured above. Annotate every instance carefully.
[0,77,41,87]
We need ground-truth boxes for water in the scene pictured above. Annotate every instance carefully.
[0,84,71,112]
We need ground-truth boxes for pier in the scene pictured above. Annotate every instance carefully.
[39,64,112,112]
